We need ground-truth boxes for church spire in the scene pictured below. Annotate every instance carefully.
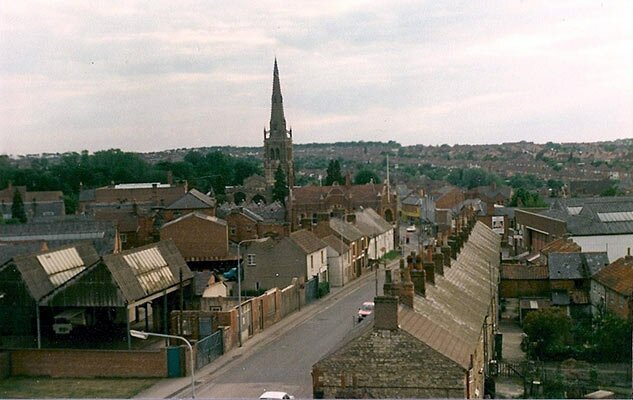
[269,58,287,136]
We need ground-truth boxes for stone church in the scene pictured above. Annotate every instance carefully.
[226,59,294,205]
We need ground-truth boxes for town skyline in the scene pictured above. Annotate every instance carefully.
[1,1,632,156]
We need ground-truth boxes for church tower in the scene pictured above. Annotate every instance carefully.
[263,59,294,189]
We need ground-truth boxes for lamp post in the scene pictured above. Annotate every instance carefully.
[236,238,268,347]
[129,329,195,398]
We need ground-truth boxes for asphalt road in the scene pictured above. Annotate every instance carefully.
[195,265,391,399]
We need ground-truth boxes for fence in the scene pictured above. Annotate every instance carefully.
[195,330,223,370]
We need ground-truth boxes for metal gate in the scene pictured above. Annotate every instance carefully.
[305,277,318,304]
[195,330,223,369]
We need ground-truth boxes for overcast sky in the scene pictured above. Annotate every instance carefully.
[1,1,632,156]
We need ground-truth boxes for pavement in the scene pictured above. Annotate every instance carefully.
[494,298,527,399]
[134,264,385,399]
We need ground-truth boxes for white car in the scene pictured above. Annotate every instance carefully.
[357,301,375,322]
[406,225,416,232]
[260,391,295,400]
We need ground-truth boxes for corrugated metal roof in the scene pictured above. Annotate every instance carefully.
[10,243,100,301]
[36,247,85,287]
[123,247,176,295]
[114,183,170,189]
[1,232,105,241]
[567,207,583,215]
[597,211,633,222]
[103,240,192,302]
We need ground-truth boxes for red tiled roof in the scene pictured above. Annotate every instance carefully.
[541,238,581,255]
[592,256,633,295]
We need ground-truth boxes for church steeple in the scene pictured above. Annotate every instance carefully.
[263,58,294,191]
[269,58,288,136]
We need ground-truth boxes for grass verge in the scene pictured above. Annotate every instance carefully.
[0,376,159,398]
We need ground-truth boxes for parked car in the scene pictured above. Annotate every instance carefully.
[260,391,294,399]
[406,225,416,232]
[53,308,87,335]
[357,301,375,322]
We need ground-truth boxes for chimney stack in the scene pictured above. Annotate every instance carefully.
[410,269,426,297]
[423,261,435,285]
[374,296,399,330]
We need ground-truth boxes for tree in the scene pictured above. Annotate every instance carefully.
[509,187,547,207]
[272,166,288,205]
[11,189,27,223]
[590,311,631,362]
[354,169,380,185]
[523,308,573,359]
[325,160,344,186]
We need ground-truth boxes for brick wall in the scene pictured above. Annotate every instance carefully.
[10,348,167,378]
[160,214,228,259]
[500,280,550,298]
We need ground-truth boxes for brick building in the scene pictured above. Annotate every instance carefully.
[160,212,229,262]
[0,185,65,221]
[290,181,397,231]
[590,253,633,319]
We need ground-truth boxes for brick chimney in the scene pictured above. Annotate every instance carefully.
[374,296,399,330]
[410,269,426,297]
[400,260,414,307]
[383,269,395,296]
[433,251,444,276]
[423,261,435,285]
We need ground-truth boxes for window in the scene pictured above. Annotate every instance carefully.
[230,227,237,235]
[120,233,127,244]
[321,250,324,263]
[247,254,256,266]
[310,255,314,270]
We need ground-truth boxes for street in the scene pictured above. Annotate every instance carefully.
[193,264,393,399]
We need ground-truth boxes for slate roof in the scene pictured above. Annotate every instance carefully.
[540,197,633,235]
[102,240,193,303]
[329,218,364,242]
[548,252,609,280]
[79,188,96,202]
[5,243,100,301]
[94,209,140,232]
[0,242,46,266]
[291,182,386,205]
[501,264,549,280]
[471,184,512,201]
[355,208,393,234]
[217,201,285,223]
[321,235,349,255]
[0,215,117,255]
[401,222,501,369]
[592,255,633,295]
[166,189,216,210]
[290,230,328,255]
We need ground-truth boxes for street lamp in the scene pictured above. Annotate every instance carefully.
[236,238,268,347]
[130,329,195,398]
